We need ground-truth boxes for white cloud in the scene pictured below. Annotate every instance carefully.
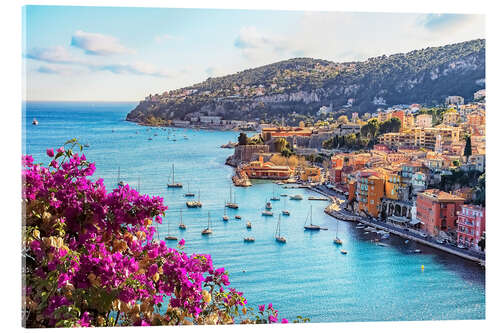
[25,46,80,64]
[96,62,172,77]
[154,34,177,43]
[71,30,133,56]
[233,12,485,65]
[36,64,86,75]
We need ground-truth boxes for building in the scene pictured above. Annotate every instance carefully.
[442,109,460,126]
[351,112,359,122]
[199,116,222,125]
[241,155,292,180]
[416,190,465,237]
[355,172,385,218]
[456,205,485,250]
[416,114,433,128]
[474,89,486,101]
[391,110,405,130]
[300,167,322,183]
[445,96,464,106]
[261,126,313,141]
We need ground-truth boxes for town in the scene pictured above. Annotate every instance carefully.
[224,90,486,262]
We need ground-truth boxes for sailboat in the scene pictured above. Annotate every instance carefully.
[184,182,195,197]
[270,185,280,201]
[167,164,183,188]
[165,215,178,241]
[304,205,321,231]
[282,198,290,216]
[222,204,229,221]
[117,167,124,187]
[334,219,342,245]
[225,185,239,209]
[201,212,213,235]
[186,189,202,208]
[178,208,186,230]
[275,215,286,243]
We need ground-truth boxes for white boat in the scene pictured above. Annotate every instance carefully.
[290,194,303,200]
[244,237,255,243]
[225,185,239,209]
[116,167,124,187]
[184,182,195,197]
[275,215,286,243]
[165,214,178,241]
[222,204,229,222]
[32,118,38,125]
[246,221,252,229]
[201,212,213,235]
[270,185,280,201]
[413,249,422,253]
[304,205,321,231]
[186,189,202,208]
[281,199,290,216]
[340,249,348,255]
[265,201,272,210]
[333,218,342,245]
[178,208,186,230]
[167,164,183,188]
[262,210,273,216]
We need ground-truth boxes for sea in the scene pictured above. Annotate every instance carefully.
[23,101,485,323]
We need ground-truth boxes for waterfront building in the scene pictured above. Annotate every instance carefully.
[300,167,322,183]
[261,126,313,141]
[457,205,485,250]
[199,116,222,125]
[416,114,433,128]
[416,189,465,237]
[241,155,292,180]
[350,170,385,218]
[384,172,404,200]
[172,119,191,127]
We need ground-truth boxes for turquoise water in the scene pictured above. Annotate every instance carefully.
[23,101,485,323]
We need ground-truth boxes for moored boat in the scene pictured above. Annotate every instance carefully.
[225,185,239,209]
[262,210,273,216]
[275,215,286,243]
[32,118,39,125]
[178,208,186,230]
[167,163,183,188]
[186,189,202,208]
[340,249,348,255]
[235,215,241,220]
[201,212,213,235]
[290,194,303,200]
[304,205,321,231]
[243,237,255,242]
[246,221,252,229]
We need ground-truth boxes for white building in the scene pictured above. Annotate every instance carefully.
[474,89,486,101]
[445,96,464,106]
[199,116,222,125]
[416,114,433,128]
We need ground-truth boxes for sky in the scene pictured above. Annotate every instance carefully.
[22,6,485,101]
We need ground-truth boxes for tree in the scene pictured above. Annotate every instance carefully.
[361,119,379,138]
[238,132,248,145]
[379,117,401,134]
[464,134,472,163]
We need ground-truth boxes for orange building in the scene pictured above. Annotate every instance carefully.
[241,155,292,180]
[391,110,405,130]
[384,172,404,200]
[355,171,385,217]
[300,167,322,183]
[416,190,465,237]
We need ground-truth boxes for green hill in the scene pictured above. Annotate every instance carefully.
[126,39,485,125]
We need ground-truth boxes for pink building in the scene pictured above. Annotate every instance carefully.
[456,205,485,251]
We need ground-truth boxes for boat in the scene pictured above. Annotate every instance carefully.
[333,219,342,245]
[235,215,242,220]
[270,185,280,201]
[222,204,229,222]
[148,137,153,141]
[32,118,38,125]
[340,249,348,255]
[280,193,288,197]
[281,198,290,216]
[275,215,286,243]
[225,185,239,209]
[201,212,213,235]
[184,182,195,197]
[246,221,252,229]
[165,215,178,241]
[357,223,364,227]
[186,189,202,208]
[117,167,124,187]
[356,226,365,229]
[376,242,389,247]
[304,205,321,231]
[178,208,186,230]
[243,237,255,243]
[308,196,329,201]
[404,239,410,244]
[167,164,183,188]
[262,210,273,216]
[381,233,390,239]
[265,200,272,210]
[290,194,303,200]
[413,249,422,253]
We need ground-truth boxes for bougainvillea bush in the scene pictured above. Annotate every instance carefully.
[22,139,295,327]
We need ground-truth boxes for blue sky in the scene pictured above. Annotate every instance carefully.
[23,6,485,101]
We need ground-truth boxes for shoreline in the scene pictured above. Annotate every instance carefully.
[309,185,486,266]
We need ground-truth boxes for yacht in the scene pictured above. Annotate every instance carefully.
[167,164,183,188]
[186,190,202,208]
[246,221,252,229]
[333,218,342,245]
[274,215,286,243]
[222,204,229,222]
[243,237,255,243]
[290,194,303,200]
[32,118,39,125]
[304,205,321,231]
[201,213,213,235]
[178,208,186,230]
[165,215,178,241]
[225,185,239,209]
[235,215,241,220]
[262,210,273,216]
[184,183,195,197]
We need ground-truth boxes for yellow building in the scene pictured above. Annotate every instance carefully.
[300,167,322,183]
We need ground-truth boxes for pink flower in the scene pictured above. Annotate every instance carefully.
[267,303,273,310]
[46,149,54,157]
[281,318,289,323]
[258,304,265,312]
[268,315,278,323]
[56,147,65,154]
[178,239,185,247]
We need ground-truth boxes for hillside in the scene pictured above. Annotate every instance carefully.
[126,39,485,125]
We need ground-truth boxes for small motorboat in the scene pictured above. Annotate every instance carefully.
[280,194,288,197]
[334,237,342,245]
[275,236,286,243]
[32,118,38,125]
[282,210,290,216]
[222,215,229,222]
[290,194,303,200]
[246,222,252,229]
[243,237,255,243]
[165,235,178,241]
[235,215,242,220]
[340,249,348,255]
[404,239,410,244]
[413,249,422,253]
[265,201,272,210]
[262,210,273,216]
[356,226,365,229]
[376,243,389,247]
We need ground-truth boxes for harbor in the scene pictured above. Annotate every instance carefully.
[24,101,485,323]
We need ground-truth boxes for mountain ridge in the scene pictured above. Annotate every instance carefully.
[126,39,485,125]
